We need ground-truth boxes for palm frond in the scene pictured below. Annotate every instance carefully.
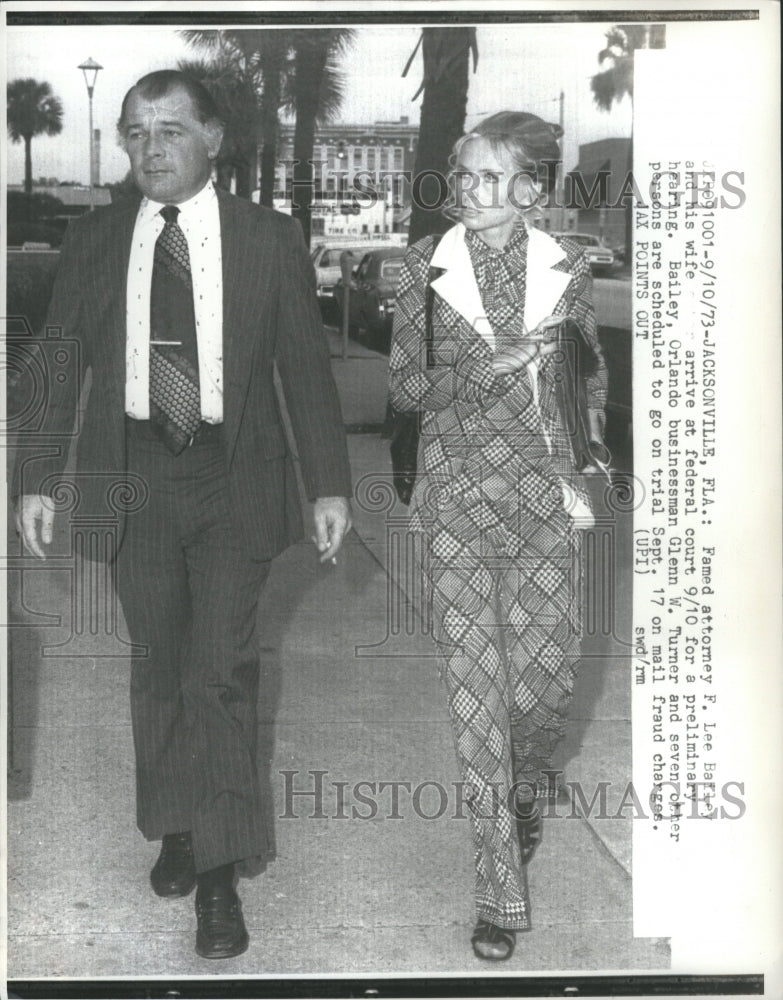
[179,29,222,50]
[7,77,64,141]
[592,22,665,110]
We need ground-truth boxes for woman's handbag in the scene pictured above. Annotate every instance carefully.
[389,236,442,505]
[554,318,612,478]
[389,409,422,506]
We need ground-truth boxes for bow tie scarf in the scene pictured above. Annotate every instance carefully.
[462,229,561,544]
[466,227,528,346]
[149,205,202,454]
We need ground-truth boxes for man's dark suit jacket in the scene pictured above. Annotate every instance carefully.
[13,188,352,560]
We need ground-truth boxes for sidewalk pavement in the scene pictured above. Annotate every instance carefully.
[5,327,668,978]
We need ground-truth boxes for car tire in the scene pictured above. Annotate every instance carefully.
[320,299,337,325]
[355,313,372,344]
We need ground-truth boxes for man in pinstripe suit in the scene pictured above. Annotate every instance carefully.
[14,71,352,959]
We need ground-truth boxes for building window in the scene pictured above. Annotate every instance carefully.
[393,147,403,170]
[367,147,376,170]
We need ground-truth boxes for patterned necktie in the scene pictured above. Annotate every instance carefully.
[149,205,201,454]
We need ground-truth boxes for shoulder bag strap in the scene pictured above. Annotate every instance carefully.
[424,233,443,370]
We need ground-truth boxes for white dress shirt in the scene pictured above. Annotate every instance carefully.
[125,180,223,423]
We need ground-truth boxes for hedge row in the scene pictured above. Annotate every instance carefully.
[6,252,61,333]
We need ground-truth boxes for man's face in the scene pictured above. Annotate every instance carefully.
[122,86,223,204]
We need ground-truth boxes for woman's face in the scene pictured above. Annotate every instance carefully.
[453,136,538,247]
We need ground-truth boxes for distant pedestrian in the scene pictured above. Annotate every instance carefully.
[389,111,608,960]
[14,70,352,960]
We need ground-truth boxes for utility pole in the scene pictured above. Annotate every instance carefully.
[556,90,565,230]
[78,58,102,211]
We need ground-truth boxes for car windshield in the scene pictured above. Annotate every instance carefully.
[570,235,600,247]
[320,248,360,267]
[380,259,403,281]
[321,250,344,267]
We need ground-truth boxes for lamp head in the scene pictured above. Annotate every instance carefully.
[78,57,103,95]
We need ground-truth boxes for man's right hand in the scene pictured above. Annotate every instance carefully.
[15,494,55,560]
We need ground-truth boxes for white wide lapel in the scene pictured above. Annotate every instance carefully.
[523,227,572,332]
[429,223,496,350]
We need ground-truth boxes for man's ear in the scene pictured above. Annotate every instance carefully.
[205,122,224,160]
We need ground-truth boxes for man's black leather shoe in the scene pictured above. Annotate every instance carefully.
[195,864,249,960]
[150,832,196,898]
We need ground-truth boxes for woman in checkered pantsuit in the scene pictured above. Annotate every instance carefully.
[389,113,608,961]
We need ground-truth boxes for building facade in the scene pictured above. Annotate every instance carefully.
[269,117,419,237]
[262,121,629,246]
[564,137,632,248]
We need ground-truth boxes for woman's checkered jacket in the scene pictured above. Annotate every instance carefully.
[388,222,609,553]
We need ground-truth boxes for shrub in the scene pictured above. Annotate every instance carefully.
[6,251,61,332]
[7,191,66,224]
[6,221,64,248]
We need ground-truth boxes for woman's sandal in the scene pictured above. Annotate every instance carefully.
[471,920,516,961]
[515,800,542,866]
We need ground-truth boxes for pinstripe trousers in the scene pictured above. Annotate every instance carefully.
[118,418,271,873]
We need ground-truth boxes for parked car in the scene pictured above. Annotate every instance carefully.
[333,246,407,352]
[311,243,369,301]
[310,240,403,317]
[550,231,615,276]
[609,242,628,266]
[596,325,631,454]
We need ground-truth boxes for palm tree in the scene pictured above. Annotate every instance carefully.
[7,78,64,196]
[403,28,478,245]
[255,31,291,208]
[290,28,355,245]
[178,56,262,194]
[183,28,354,226]
[590,24,666,256]
[181,31,266,198]
[182,29,299,203]
[590,24,666,110]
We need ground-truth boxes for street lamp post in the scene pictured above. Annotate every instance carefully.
[78,57,103,210]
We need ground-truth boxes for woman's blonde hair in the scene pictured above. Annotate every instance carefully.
[443,111,563,225]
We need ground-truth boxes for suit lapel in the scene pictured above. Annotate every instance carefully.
[217,189,275,462]
[523,228,572,331]
[428,223,574,348]
[99,196,141,410]
[430,224,496,350]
